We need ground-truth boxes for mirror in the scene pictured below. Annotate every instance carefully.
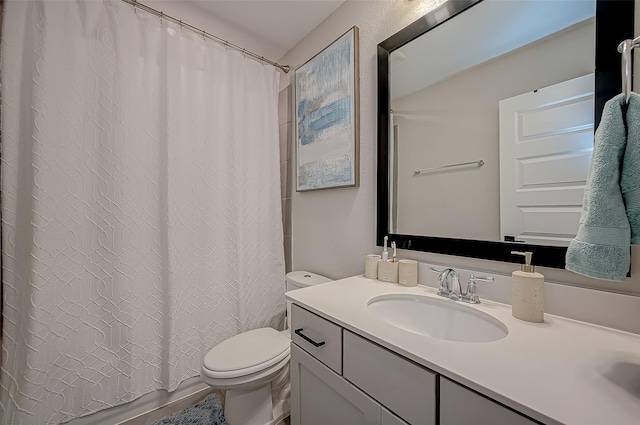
[377,0,634,268]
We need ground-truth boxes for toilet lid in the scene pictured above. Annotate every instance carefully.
[203,327,290,374]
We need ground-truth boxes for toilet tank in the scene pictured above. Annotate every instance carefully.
[285,271,332,329]
[286,271,332,292]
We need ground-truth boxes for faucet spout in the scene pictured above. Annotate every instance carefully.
[434,268,461,299]
[446,270,463,301]
[437,269,452,297]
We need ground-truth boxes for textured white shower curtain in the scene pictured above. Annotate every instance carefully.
[0,1,285,423]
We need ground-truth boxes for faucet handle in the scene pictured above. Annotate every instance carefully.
[429,267,444,274]
[464,275,494,304]
[469,275,494,284]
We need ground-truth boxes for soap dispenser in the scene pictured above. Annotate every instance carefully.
[511,251,545,323]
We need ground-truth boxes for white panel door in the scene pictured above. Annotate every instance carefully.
[290,344,382,425]
[499,73,594,246]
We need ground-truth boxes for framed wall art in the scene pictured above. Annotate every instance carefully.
[295,26,360,191]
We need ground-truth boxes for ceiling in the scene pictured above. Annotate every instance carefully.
[189,0,345,59]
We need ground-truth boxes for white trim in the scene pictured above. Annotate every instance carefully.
[65,378,210,425]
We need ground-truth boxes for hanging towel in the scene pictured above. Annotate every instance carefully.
[566,94,630,281]
[622,93,640,244]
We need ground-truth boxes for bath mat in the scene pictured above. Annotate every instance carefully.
[152,393,229,425]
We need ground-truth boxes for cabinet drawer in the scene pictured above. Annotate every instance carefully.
[291,304,342,374]
[440,378,539,425]
[343,330,437,425]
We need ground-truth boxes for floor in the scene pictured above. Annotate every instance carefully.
[119,389,291,425]
[119,388,219,425]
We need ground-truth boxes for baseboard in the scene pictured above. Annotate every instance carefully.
[117,386,217,425]
[65,377,212,425]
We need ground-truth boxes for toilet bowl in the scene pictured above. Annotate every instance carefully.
[200,271,332,425]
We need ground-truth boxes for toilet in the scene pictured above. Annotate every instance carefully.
[200,271,332,425]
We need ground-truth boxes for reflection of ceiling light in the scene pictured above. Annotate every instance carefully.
[390,50,406,64]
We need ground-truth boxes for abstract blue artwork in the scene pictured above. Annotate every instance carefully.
[295,27,359,191]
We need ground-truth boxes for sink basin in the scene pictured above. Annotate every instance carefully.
[367,294,508,343]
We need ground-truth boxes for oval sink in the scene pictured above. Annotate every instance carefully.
[367,294,508,343]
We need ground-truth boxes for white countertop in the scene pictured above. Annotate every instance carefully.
[285,275,640,425]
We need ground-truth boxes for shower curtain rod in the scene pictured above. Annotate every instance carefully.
[121,0,290,73]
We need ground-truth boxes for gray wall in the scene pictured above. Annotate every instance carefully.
[278,87,293,273]
[280,0,441,280]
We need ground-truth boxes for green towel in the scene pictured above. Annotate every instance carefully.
[566,94,630,281]
[622,93,640,244]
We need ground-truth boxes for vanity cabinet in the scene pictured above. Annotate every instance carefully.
[290,305,414,425]
[290,303,343,374]
[290,344,381,425]
[343,330,436,425]
[290,304,540,425]
[440,378,539,425]
[290,344,410,425]
[382,408,409,425]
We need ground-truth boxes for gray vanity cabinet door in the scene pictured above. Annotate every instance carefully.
[343,330,437,425]
[382,408,409,425]
[290,344,382,425]
[440,378,539,425]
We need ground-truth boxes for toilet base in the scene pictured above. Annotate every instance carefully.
[224,383,290,425]
[224,385,271,425]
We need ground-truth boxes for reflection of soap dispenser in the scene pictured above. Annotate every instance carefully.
[511,251,544,323]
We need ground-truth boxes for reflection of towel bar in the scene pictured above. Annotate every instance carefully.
[414,160,484,175]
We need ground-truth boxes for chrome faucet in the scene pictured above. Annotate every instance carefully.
[430,267,461,298]
[430,267,494,304]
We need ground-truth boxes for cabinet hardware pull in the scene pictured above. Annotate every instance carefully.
[294,328,325,347]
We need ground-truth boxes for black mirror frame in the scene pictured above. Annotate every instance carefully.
[377,0,635,269]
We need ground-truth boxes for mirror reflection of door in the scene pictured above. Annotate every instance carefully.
[389,0,595,243]
[499,74,594,247]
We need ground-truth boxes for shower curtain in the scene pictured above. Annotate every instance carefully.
[0,1,285,423]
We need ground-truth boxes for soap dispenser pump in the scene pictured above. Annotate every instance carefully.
[511,251,545,323]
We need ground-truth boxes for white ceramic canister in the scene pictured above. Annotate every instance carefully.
[378,261,399,283]
[365,254,381,278]
[398,259,418,287]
